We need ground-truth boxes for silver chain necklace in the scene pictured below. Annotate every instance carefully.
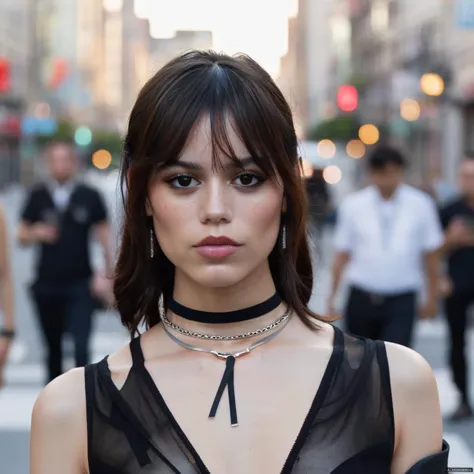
[162,307,291,341]
[160,311,293,427]
[161,310,292,359]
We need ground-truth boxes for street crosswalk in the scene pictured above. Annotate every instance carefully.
[1,322,474,470]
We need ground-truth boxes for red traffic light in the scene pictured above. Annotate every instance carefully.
[0,58,11,93]
[337,85,358,112]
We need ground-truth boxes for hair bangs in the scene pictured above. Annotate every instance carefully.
[138,68,218,173]
[207,63,296,178]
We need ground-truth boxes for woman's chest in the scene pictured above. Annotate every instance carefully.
[145,349,333,474]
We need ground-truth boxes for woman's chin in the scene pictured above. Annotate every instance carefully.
[189,266,248,289]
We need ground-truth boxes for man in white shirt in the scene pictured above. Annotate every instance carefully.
[328,145,443,347]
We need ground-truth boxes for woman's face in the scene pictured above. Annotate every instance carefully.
[147,116,284,289]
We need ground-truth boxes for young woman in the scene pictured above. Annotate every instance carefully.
[30,51,449,473]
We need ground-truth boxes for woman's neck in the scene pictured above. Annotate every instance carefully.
[168,264,287,349]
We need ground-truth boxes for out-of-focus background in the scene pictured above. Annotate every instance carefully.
[0,0,474,472]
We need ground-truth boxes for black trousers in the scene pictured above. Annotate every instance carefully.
[31,280,95,384]
[444,291,474,404]
[345,286,417,347]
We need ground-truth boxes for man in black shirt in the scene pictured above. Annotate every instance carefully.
[439,157,474,420]
[17,140,113,384]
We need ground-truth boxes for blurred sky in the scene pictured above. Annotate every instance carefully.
[135,0,298,77]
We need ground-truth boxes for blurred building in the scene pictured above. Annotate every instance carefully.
[279,0,474,186]
[0,0,31,98]
[441,1,474,183]
[329,0,352,88]
[277,16,306,137]
[347,0,440,182]
[76,0,150,128]
[0,0,31,187]
[277,0,335,138]
[148,30,213,76]
[331,0,474,185]
[121,0,150,125]
[32,0,150,129]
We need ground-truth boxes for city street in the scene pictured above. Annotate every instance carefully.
[0,181,474,473]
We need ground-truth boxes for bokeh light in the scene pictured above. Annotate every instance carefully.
[337,85,358,112]
[317,139,336,159]
[420,73,444,97]
[74,126,93,147]
[92,149,112,170]
[323,165,342,184]
[400,98,421,121]
[346,139,366,159]
[358,124,380,145]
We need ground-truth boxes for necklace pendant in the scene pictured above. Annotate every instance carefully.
[211,351,231,360]
[210,348,250,360]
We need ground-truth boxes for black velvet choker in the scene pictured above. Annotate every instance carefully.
[168,292,282,323]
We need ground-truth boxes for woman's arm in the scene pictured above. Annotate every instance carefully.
[387,343,445,474]
[30,368,88,474]
[0,206,14,386]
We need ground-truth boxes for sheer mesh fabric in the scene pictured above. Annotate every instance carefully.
[85,327,394,473]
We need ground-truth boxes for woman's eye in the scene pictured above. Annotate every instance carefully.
[234,173,264,187]
[168,175,199,188]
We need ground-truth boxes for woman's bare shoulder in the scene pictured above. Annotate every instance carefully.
[32,367,86,426]
[31,368,88,474]
[35,368,85,415]
[384,342,444,474]
[384,342,439,400]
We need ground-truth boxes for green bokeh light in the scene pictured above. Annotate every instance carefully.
[74,126,92,146]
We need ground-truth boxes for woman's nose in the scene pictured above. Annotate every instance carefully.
[198,178,233,224]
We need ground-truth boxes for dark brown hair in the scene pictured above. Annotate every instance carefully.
[114,50,324,335]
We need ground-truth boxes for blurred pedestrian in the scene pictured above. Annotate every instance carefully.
[305,167,331,239]
[439,156,474,421]
[329,145,443,347]
[0,205,14,388]
[17,140,113,384]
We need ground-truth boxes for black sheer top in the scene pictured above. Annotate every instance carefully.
[84,325,449,473]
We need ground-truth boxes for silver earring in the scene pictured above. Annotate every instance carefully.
[149,228,155,259]
[281,224,287,250]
